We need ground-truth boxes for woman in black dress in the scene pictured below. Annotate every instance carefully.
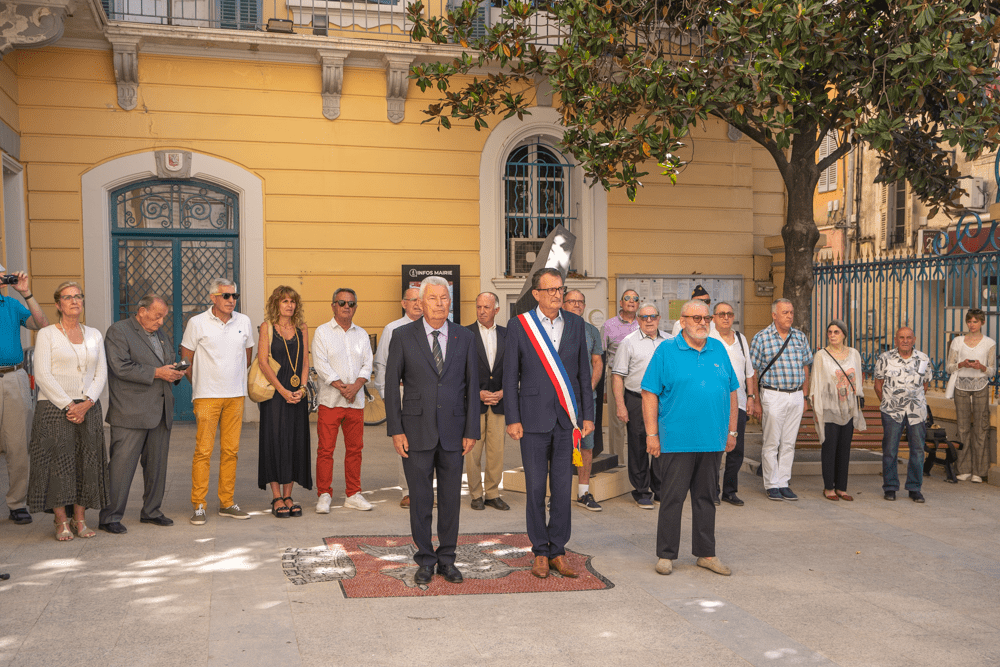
[257,286,311,517]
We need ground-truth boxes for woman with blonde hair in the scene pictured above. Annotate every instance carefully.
[257,286,312,517]
[946,308,995,483]
[27,281,108,540]
[809,319,866,501]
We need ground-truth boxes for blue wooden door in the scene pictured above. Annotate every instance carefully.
[111,180,239,421]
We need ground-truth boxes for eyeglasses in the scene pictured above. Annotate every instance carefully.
[564,299,585,306]
[335,300,357,308]
[212,292,239,300]
[403,298,420,302]
[621,295,639,302]
[682,315,713,323]
[715,311,735,318]
[637,314,659,321]
[535,287,566,296]
[59,294,85,302]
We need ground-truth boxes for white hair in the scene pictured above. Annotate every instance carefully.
[638,302,659,316]
[771,298,793,314]
[680,299,710,317]
[418,276,449,300]
[208,277,236,295]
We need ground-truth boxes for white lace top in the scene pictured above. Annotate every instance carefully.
[946,335,996,393]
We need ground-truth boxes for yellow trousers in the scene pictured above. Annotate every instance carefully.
[191,397,244,508]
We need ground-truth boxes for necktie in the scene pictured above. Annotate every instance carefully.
[431,330,444,375]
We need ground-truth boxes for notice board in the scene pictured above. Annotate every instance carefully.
[614,275,745,334]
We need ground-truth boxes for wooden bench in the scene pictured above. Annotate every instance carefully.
[795,405,887,450]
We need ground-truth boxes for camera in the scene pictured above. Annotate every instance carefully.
[0,275,18,285]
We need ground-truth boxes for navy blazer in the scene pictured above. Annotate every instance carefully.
[466,322,506,415]
[503,309,594,433]
[385,319,480,451]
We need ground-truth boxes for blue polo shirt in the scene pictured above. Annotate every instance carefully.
[640,334,738,453]
[0,296,29,365]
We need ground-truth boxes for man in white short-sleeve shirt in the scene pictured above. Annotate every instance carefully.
[180,278,254,525]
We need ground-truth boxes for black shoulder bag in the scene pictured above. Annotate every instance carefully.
[758,331,793,386]
[734,330,751,396]
[822,348,864,410]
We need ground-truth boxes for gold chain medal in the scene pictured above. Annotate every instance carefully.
[290,374,301,388]
[281,325,301,388]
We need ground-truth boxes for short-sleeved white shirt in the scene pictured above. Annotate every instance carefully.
[710,329,755,411]
[181,308,254,399]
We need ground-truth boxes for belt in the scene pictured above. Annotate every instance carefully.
[625,389,643,398]
[0,362,24,375]
[761,384,801,393]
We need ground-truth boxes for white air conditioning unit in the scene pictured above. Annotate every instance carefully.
[960,177,987,210]
[509,238,545,277]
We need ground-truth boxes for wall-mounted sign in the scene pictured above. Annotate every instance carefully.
[402,265,461,322]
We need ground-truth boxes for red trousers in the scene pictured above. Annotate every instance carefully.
[316,406,364,497]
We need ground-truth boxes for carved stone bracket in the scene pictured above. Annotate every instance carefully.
[382,54,414,124]
[0,0,71,55]
[110,36,141,111]
[317,49,349,121]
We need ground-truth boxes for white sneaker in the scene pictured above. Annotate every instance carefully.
[344,492,373,511]
[971,475,983,483]
[316,493,332,514]
[956,473,971,481]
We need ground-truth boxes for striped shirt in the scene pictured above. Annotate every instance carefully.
[749,323,813,391]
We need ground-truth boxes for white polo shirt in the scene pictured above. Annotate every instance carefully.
[181,307,254,399]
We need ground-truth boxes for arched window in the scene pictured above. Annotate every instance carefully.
[503,142,576,276]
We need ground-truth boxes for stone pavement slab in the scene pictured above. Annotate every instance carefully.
[1,422,998,666]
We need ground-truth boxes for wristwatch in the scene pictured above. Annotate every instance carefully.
[728,431,738,438]
[746,394,755,400]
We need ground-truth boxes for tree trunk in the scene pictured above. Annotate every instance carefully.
[781,131,822,336]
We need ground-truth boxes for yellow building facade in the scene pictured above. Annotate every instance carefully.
[1,0,787,418]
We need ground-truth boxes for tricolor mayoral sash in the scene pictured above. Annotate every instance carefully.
[518,309,584,466]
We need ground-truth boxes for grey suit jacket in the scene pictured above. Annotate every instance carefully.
[104,316,175,430]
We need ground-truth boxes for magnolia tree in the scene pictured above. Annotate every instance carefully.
[408,0,1000,332]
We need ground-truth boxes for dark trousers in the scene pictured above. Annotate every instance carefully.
[717,409,747,499]
[520,425,573,558]
[654,451,721,560]
[822,420,854,491]
[99,416,171,525]
[593,360,606,456]
[401,443,464,567]
[624,390,660,500]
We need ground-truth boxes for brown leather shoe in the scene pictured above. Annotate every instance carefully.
[530,555,549,579]
[399,495,410,508]
[548,555,579,578]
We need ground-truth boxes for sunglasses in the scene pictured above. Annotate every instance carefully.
[564,299,585,306]
[621,295,639,302]
[212,292,239,300]
[682,315,713,324]
[637,314,659,321]
[715,311,735,318]
[336,300,357,308]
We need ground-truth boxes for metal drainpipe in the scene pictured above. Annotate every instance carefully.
[854,143,864,259]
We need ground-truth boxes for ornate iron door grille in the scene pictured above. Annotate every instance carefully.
[503,143,576,276]
[111,179,240,420]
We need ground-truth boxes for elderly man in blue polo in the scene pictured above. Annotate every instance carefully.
[641,299,738,577]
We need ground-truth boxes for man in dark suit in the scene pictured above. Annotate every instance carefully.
[386,276,479,585]
[99,294,186,534]
[505,268,595,579]
[466,292,509,511]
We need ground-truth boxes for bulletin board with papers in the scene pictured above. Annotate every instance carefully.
[614,275,745,334]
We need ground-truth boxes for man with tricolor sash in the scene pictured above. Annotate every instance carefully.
[504,268,595,580]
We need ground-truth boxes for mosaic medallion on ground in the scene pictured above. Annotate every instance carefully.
[281,533,613,597]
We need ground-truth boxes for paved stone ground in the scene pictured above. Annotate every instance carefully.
[1,421,998,666]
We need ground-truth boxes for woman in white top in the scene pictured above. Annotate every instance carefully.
[946,308,996,483]
[809,319,866,501]
[26,281,108,541]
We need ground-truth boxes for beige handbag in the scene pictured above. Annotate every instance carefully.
[248,323,281,403]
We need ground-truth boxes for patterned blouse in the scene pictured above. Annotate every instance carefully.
[874,348,933,425]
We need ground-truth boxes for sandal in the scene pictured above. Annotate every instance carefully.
[836,491,854,501]
[823,490,839,501]
[271,497,290,518]
[55,520,73,541]
[284,497,302,517]
[71,518,96,538]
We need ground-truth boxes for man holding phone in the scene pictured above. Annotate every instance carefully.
[99,294,186,533]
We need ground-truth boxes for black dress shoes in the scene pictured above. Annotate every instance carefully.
[99,522,128,534]
[9,508,31,525]
[909,491,926,503]
[484,497,510,511]
[884,490,896,501]
[414,565,435,585]
[437,563,464,584]
[470,497,485,510]
[140,516,174,527]
[721,494,745,507]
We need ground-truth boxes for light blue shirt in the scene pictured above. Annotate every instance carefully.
[423,318,449,361]
[640,334,738,453]
[535,306,564,350]
[0,296,30,366]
